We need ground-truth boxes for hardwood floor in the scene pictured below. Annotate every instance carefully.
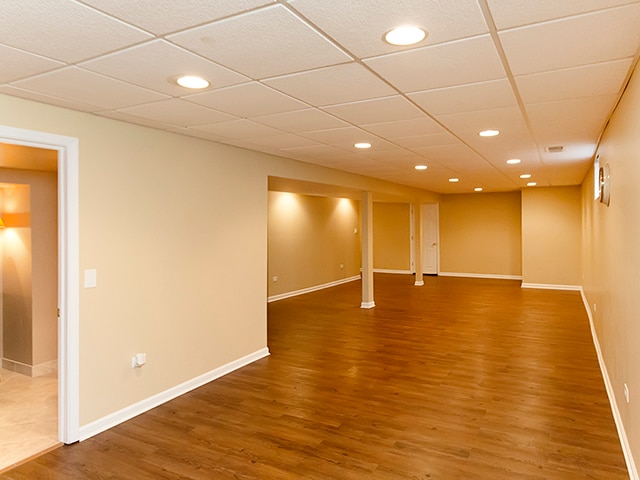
[1,274,628,479]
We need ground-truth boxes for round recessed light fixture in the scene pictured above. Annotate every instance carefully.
[520,174,532,179]
[527,182,537,187]
[506,158,521,165]
[176,75,210,89]
[479,129,500,137]
[474,187,483,192]
[449,178,459,183]
[354,142,372,149]
[384,25,427,46]
[415,165,428,170]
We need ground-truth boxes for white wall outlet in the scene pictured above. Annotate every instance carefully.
[339,264,344,269]
[354,228,358,234]
[594,303,597,313]
[132,353,146,368]
[272,276,278,282]
[624,383,630,403]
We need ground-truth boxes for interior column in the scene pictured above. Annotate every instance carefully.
[413,202,424,286]
[360,191,375,308]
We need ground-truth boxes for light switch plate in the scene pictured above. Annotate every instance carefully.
[84,269,97,288]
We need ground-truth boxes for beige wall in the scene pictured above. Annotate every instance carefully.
[1,184,32,366]
[268,192,360,297]
[0,93,437,427]
[373,202,411,272]
[439,192,522,277]
[521,186,582,286]
[582,63,640,468]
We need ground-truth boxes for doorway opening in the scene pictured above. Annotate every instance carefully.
[0,126,80,463]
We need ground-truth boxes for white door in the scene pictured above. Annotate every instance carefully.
[422,203,439,274]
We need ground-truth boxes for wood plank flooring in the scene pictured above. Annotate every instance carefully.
[1,274,628,479]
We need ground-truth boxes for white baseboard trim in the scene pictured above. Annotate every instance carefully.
[373,269,412,275]
[360,301,376,309]
[580,288,638,480]
[267,275,360,303]
[78,347,270,442]
[438,272,523,281]
[522,283,581,291]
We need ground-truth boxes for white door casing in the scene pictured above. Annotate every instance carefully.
[0,125,80,444]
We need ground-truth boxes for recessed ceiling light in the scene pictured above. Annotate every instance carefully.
[449,178,459,183]
[415,165,428,170]
[479,129,500,137]
[527,182,537,187]
[354,142,372,149]
[506,158,521,165]
[176,75,209,89]
[384,26,427,46]
[520,174,532,179]
[474,187,483,192]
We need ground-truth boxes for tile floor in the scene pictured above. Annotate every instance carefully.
[0,368,59,472]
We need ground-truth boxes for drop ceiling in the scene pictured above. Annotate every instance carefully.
[1,0,639,193]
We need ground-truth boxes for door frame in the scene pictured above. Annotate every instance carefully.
[0,125,80,444]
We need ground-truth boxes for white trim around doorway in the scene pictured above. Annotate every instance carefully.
[0,125,80,444]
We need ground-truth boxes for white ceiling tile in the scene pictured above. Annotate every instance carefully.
[515,59,633,104]
[116,99,237,127]
[465,133,540,165]
[360,117,445,138]
[499,4,640,75]
[80,0,275,35]
[0,85,103,113]
[393,133,462,149]
[168,5,351,79]
[191,119,286,139]
[0,45,64,83]
[11,67,168,109]
[364,35,505,93]
[280,144,358,163]
[241,134,321,149]
[288,0,487,58]
[80,40,250,96]
[184,82,308,118]
[487,0,640,29]
[411,144,488,167]
[526,95,617,143]
[322,96,424,125]
[94,110,175,130]
[299,126,381,146]
[435,106,530,138]
[0,0,152,63]
[251,109,348,133]
[263,62,396,106]
[408,79,517,116]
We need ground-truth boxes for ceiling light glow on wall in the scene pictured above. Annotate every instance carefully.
[354,142,372,149]
[527,182,537,187]
[449,178,459,183]
[384,26,427,46]
[479,129,500,137]
[176,75,210,89]
[415,165,428,170]
[520,174,532,179]
[506,159,521,165]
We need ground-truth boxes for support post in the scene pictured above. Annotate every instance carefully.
[413,202,424,286]
[361,191,375,308]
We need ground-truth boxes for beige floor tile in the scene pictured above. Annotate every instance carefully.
[0,368,58,472]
